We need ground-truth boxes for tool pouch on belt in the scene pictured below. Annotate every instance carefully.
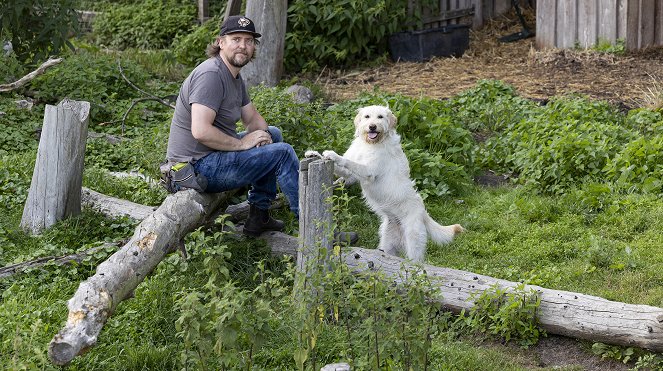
[159,161,208,193]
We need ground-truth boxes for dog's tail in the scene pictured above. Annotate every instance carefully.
[424,214,464,245]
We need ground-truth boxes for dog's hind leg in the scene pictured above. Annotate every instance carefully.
[378,217,402,257]
[402,218,428,262]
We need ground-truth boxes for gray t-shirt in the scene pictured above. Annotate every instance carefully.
[166,56,250,163]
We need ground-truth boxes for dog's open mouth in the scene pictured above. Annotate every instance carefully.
[367,131,379,141]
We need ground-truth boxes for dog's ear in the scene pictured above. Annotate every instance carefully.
[388,110,397,129]
[353,109,363,127]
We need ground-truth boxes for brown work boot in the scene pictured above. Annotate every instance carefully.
[243,204,285,237]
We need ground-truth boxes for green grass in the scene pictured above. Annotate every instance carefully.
[426,186,663,307]
[3,182,662,369]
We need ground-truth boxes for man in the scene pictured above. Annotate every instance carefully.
[165,15,297,236]
[165,15,358,244]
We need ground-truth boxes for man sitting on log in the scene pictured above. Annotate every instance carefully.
[162,15,357,244]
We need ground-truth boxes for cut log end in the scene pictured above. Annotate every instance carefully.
[48,338,80,366]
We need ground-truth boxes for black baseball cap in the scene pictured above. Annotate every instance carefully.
[220,15,261,38]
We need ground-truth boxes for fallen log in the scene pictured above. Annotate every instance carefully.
[81,187,296,256]
[340,247,663,353]
[0,57,63,92]
[82,187,156,221]
[48,189,234,365]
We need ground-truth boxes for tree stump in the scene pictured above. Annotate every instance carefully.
[21,99,90,234]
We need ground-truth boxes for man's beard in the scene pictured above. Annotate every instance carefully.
[229,52,251,67]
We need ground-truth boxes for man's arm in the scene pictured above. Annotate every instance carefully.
[191,103,271,151]
[241,102,269,132]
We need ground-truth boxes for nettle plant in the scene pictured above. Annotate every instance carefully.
[480,95,639,194]
[460,283,545,347]
[92,0,196,50]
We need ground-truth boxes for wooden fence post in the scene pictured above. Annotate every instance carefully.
[224,0,243,21]
[296,158,334,279]
[20,99,90,234]
[197,0,209,24]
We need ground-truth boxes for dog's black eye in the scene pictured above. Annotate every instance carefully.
[377,115,383,119]
[364,115,370,118]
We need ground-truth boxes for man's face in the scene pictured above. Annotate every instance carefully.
[219,33,256,68]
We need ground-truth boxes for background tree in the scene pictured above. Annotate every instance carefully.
[0,0,80,64]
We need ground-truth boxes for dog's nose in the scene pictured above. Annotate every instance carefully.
[369,124,377,131]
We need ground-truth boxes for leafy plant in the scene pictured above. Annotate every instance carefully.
[31,48,153,123]
[175,227,289,370]
[92,0,196,50]
[0,0,79,63]
[592,38,626,55]
[481,95,637,194]
[284,0,411,72]
[172,16,220,67]
[591,342,636,363]
[605,135,663,194]
[461,283,545,347]
[0,51,25,84]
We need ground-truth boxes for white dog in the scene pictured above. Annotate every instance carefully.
[306,105,464,262]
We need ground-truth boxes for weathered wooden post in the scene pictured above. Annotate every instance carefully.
[243,0,288,87]
[21,99,90,234]
[224,0,243,20]
[296,158,334,280]
[197,0,209,24]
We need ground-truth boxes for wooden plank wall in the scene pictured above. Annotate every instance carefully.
[536,0,663,50]
[412,0,516,29]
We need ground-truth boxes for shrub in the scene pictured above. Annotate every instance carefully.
[30,49,152,123]
[0,52,25,84]
[92,0,196,50]
[449,79,538,132]
[0,0,79,63]
[172,16,220,67]
[250,86,334,156]
[605,135,663,194]
[481,96,637,194]
[284,0,410,72]
[0,97,42,157]
[624,108,663,136]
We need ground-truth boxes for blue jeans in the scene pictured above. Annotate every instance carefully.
[193,126,299,217]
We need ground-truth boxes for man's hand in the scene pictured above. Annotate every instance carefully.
[241,129,272,149]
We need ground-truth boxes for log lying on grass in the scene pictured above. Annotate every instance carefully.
[82,187,156,221]
[48,189,234,365]
[339,247,663,353]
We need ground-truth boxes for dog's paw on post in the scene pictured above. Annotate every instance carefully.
[304,150,322,159]
[322,150,341,161]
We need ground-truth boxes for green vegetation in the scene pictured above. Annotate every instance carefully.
[0,0,79,63]
[2,0,663,369]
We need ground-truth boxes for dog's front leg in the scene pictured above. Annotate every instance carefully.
[322,150,375,182]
